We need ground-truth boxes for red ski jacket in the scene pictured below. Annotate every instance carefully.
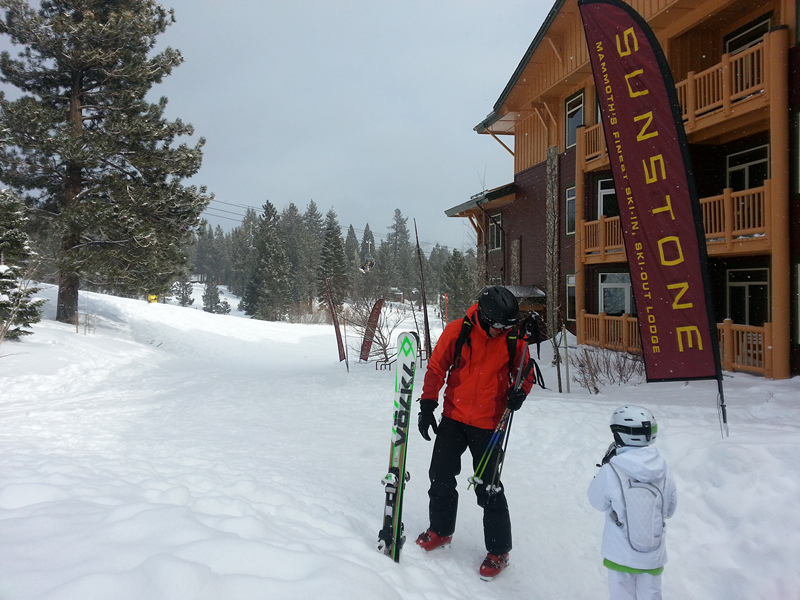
[421,304,535,430]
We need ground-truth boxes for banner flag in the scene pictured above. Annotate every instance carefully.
[359,299,385,362]
[322,273,346,363]
[578,0,721,382]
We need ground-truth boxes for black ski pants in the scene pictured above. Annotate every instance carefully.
[427,415,512,555]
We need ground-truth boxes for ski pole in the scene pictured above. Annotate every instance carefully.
[468,409,511,489]
[486,411,514,495]
[468,334,532,490]
[483,333,535,493]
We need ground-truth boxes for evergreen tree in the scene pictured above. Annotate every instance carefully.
[373,240,396,300]
[360,223,376,267]
[386,209,416,297]
[278,203,306,305]
[193,221,217,283]
[0,0,210,323]
[344,225,359,272]
[171,279,194,307]
[301,201,324,309]
[202,278,229,314]
[415,244,432,308]
[228,208,258,298]
[344,224,360,299]
[0,189,44,342]
[241,201,291,321]
[211,225,229,286]
[441,248,476,321]
[317,209,348,307]
[427,244,450,300]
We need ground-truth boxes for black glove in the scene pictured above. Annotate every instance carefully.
[506,387,527,411]
[417,398,439,441]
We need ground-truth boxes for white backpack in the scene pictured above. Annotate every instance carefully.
[609,464,666,553]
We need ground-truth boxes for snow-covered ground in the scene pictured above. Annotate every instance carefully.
[1,285,798,600]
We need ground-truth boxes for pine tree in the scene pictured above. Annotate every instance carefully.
[386,209,416,298]
[360,223,376,266]
[202,279,219,313]
[193,221,214,283]
[0,0,210,323]
[278,203,306,305]
[241,201,290,321]
[317,209,348,306]
[344,225,359,271]
[427,243,450,301]
[441,248,476,321]
[0,189,44,342]
[171,279,194,307]
[301,201,324,309]
[228,208,258,298]
[373,240,396,300]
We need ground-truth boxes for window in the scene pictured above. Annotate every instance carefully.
[599,272,637,317]
[726,145,769,191]
[725,15,771,54]
[488,213,502,251]
[566,274,576,321]
[727,268,769,326]
[565,91,584,149]
[566,187,576,235]
[597,178,619,218]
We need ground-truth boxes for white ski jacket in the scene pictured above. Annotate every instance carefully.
[588,445,677,570]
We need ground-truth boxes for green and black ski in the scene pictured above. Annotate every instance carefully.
[376,331,418,562]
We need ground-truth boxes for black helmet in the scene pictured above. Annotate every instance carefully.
[477,286,519,329]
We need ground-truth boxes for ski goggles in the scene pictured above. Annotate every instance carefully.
[610,422,655,441]
[487,321,514,330]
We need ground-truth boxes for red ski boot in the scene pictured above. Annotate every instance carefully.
[415,529,452,551]
[479,552,509,581]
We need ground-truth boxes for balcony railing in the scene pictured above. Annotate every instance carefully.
[675,42,765,129]
[583,215,625,259]
[579,312,773,377]
[583,38,768,169]
[581,312,641,354]
[581,180,772,261]
[701,183,770,253]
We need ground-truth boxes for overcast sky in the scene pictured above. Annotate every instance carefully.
[154,0,557,252]
[3,0,554,252]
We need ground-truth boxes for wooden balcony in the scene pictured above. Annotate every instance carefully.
[581,311,641,353]
[582,215,625,264]
[675,41,767,135]
[581,180,772,263]
[701,182,770,255]
[583,38,769,171]
[579,312,773,377]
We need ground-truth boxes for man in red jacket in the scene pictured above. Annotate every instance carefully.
[415,286,536,580]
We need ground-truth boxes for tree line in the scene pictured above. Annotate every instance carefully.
[181,202,480,323]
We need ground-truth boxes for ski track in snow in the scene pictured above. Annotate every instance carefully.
[0,285,799,599]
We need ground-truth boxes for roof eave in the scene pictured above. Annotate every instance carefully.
[474,0,567,134]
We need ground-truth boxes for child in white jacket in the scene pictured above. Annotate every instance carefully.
[588,406,677,600]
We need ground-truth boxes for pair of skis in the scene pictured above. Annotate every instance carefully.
[376,332,418,562]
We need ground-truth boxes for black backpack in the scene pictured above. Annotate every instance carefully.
[449,315,545,390]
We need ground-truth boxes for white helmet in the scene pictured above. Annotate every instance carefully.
[610,405,657,446]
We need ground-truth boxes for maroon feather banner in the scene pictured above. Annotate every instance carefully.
[579,0,721,382]
[359,299,385,362]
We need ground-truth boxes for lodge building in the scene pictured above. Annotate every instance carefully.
[446,0,800,379]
